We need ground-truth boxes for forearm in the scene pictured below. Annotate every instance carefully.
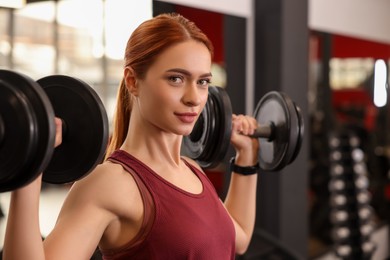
[225,173,258,251]
[224,153,258,253]
[3,175,45,260]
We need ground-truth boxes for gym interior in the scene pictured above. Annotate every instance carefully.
[0,0,389,259]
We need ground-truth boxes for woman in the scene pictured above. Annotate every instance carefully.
[3,13,259,259]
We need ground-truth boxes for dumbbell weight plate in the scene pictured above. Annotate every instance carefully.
[204,86,232,168]
[37,75,109,184]
[283,94,304,165]
[253,91,302,171]
[0,70,55,192]
[182,86,232,169]
[289,103,304,164]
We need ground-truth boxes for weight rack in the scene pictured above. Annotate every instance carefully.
[328,128,377,259]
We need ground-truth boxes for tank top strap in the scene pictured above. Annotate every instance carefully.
[102,152,155,256]
[181,158,220,196]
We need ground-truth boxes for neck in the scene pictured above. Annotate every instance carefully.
[120,113,184,168]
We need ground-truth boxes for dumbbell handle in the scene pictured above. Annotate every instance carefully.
[248,122,275,141]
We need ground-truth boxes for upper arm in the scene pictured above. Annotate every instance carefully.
[42,163,127,260]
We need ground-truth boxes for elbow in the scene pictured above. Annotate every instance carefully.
[235,237,252,255]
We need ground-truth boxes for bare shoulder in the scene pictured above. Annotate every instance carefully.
[64,160,142,216]
[71,161,136,193]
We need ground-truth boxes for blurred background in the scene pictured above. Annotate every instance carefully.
[0,0,389,259]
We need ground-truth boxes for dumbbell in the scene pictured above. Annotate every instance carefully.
[0,70,109,192]
[182,86,304,171]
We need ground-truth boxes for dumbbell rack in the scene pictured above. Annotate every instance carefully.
[328,128,376,259]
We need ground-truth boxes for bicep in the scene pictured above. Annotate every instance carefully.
[42,178,116,260]
[220,199,249,253]
[43,202,111,260]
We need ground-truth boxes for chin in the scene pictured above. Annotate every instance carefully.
[177,127,194,136]
[181,130,193,136]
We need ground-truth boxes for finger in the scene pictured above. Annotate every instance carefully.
[54,117,62,147]
[231,114,242,133]
[248,117,258,135]
[241,116,251,135]
[232,114,259,136]
[232,115,244,134]
[240,115,257,135]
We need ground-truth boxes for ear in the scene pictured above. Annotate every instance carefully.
[124,67,139,96]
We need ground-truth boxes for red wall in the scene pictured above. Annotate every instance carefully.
[312,32,390,59]
[175,5,224,64]
[333,34,390,59]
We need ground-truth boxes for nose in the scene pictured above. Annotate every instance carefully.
[182,84,202,106]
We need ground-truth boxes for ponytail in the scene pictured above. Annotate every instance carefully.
[105,78,133,159]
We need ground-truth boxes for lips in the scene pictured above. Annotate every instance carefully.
[175,112,198,123]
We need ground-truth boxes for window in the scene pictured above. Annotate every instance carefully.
[3,0,152,125]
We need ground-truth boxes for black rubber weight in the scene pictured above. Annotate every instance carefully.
[37,75,109,184]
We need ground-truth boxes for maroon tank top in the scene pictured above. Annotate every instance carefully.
[100,150,235,260]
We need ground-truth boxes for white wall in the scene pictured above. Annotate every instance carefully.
[309,0,390,44]
[160,0,390,44]
[156,0,251,17]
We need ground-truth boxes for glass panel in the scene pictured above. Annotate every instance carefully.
[104,0,152,118]
[55,0,152,117]
[13,2,55,78]
[0,8,10,68]
[56,0,104,99]
[330,58,374,90]
[2,0,152,125]
[58,0,103,76]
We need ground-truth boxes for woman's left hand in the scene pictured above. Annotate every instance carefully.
[230,114,259,166]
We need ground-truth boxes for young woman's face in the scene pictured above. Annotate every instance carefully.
[136,40,212,136]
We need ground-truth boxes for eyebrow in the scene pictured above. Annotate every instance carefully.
[166,68,212,78]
